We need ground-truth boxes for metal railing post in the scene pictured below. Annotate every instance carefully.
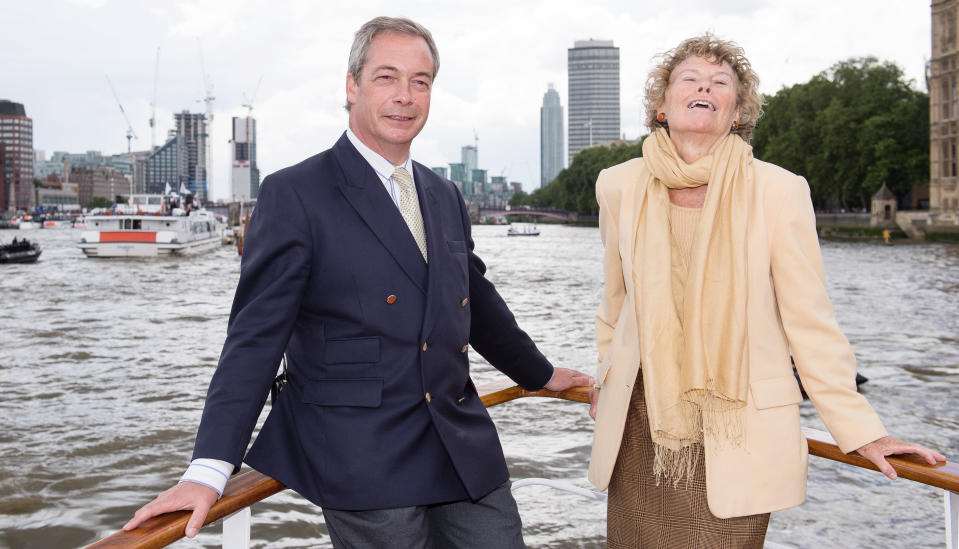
[947,489,958,549]
[222,507,251,549]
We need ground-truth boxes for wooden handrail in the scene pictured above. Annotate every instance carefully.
[87,379,955,548]
[803,427,959,493]
[87,470,285,548]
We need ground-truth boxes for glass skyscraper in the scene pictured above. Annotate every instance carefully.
[540,83,564,188]
[567,40,620,163]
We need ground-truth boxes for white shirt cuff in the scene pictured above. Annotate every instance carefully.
[179,458,232,497]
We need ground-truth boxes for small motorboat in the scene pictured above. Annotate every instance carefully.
[507,223,540,237]
[0,238,42,264]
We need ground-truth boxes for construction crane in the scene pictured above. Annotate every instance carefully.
[197,38,215,198]
[105,75,138,153]
[242,75,263,118]
[149,46,160,150]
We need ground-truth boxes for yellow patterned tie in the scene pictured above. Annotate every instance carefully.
[392,167,428,262]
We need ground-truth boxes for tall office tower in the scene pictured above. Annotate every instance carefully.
[145,134,189,195]
[174,111,208,200]
[567,40,620,163]
[461,144,478,175]
[540,83,565,188]
[931,0,959,216]
[0,100,35,213]
[230,116,260,201]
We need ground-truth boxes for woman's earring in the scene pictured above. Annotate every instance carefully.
[657,112,666,123]
[732,120,740,130]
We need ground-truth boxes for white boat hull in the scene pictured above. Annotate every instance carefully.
[78,235,223,257]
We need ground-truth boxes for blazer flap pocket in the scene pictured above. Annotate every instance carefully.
[447,240,467,253]
[750,375,803,409]
[325,337,380,364]
[303,378,383,407]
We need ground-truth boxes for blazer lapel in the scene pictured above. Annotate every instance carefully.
[332,134,428,293]
[415,162,442,338]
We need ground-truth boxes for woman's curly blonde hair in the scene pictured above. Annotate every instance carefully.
[644,33,763,141]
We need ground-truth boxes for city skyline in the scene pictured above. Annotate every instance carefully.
[2,0,932,200]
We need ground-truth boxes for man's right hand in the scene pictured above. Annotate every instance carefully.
[122,482,219,538]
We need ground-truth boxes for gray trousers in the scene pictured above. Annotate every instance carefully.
[321,481,525,549]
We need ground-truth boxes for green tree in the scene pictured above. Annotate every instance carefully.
[753,57,928,210]
[508,190,528,207]
[528,138,646,212]
[88,197,113,208]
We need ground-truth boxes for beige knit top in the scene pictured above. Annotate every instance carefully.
[668,202,702,269]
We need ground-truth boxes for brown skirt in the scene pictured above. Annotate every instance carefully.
[607,375,770,548]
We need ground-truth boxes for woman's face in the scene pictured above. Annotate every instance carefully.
[660,55,742,145]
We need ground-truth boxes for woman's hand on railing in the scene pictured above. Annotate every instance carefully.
[543,367,594,392]
[123,481,219,538]
[855,436,946,480]
[588,388,599,420]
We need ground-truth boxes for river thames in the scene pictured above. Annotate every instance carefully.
[0,225,956,548]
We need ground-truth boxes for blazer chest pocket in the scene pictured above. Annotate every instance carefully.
[749,375,803,409]
[303,378,383,407]
[325,336,379,364]
[447,240,467,253]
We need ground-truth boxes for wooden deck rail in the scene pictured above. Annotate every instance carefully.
[88,379,958,549]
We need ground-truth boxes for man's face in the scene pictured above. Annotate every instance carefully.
[346,32,434,164]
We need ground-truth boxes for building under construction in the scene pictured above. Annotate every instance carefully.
[230,116,259,202]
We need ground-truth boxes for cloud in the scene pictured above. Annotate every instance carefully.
[5,0,932,199]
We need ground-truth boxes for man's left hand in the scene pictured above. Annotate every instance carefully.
[543,367,594,392]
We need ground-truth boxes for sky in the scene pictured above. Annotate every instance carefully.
[1,0,931,199]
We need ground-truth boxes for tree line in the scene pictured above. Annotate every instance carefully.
[512,57,929,213]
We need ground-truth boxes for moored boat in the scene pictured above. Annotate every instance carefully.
[16,215,40,230]
[77,194,225,258]
[0,237,41,263]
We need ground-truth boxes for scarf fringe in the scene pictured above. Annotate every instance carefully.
[652,381,746,486]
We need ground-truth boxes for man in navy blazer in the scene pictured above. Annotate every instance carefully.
[125,16,592,548]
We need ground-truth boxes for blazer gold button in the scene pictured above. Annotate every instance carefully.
[425,392,431,403]
[422,342,428,351]
[386,295,397,304]
[460,298,469,307]
[460,345,468,353]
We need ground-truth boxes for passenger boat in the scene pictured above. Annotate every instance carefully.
[77,194,225,258]
[507,223,540,237]
[0,238,41,263]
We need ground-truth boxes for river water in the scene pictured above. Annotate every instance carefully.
[0,225,956,548]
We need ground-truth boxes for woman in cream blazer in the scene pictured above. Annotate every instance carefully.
[587,34,944,546]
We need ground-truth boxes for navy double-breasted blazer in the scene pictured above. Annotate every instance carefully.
[192,134,553,510]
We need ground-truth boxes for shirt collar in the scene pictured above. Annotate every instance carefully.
[346,128,412,181]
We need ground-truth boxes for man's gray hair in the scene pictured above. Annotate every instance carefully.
[344,16,440,111]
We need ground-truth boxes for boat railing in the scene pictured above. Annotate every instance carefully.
[87,379,959,549]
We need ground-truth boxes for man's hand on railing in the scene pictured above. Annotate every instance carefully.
[544,367,594,392]
[855,435,946,480]
[123,481,219,538]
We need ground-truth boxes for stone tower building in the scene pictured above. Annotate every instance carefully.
[931,0,959,220]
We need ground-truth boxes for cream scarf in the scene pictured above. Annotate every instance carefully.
[633,128,754,483]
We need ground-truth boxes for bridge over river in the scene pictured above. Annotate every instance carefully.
[475,207,596,223]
